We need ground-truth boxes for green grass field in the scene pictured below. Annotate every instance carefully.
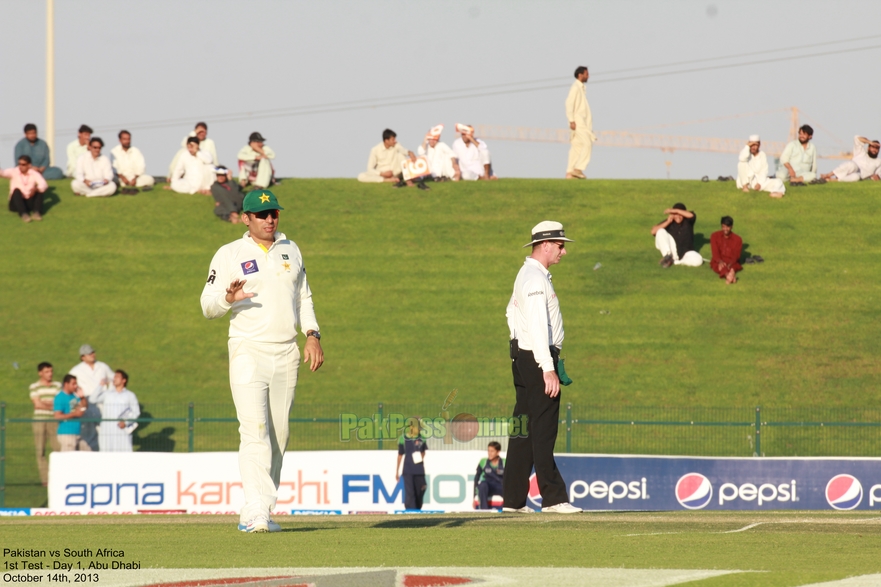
[3,177,878,406]
[1,177,880,506]
[2,512,881,586]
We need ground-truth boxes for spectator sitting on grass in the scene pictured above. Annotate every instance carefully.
[210,165,244,224]
[651,203,702,268]
[14,123,64,179]
[111,130,155,194]
[72,137,117,197]
[165,137,213,195]
[1,154,48,222]
[66,124,92,178]
[237,132,276,190]
[710,216,743,285]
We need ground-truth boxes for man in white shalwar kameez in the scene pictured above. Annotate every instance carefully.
[417,125,460,181]
[68,344,114,452]
[736,135,785,198]
[776,125,818,184]
[452,124,497,181]
[166,137,214,194]
[91,370,139,452]
[565,66,597,179]
[71,138,117,197]
[821,136,881,183]
[111,130,154,191]
[237,132,276,190]
[168,122,219,178]
[66,125,92,177]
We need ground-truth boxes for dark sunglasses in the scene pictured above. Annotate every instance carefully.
[252,210,279,220]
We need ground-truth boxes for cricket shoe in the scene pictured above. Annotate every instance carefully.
[238,516,282,533]
[542,502,583,514]
[501,506,535,513]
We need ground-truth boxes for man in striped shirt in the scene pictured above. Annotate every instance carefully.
[29,362,61,486]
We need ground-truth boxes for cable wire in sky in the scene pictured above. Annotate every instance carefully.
[3,36,880,140]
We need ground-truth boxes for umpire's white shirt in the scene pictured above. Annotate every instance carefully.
[506,257,564,373]
[200,232,319,342]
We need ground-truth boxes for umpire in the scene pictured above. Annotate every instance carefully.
[503,221,582,514]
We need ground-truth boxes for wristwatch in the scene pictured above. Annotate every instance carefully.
[307,331,321,340]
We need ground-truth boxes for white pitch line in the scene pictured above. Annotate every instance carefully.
[623,531,683,537]
[719,522,764,533]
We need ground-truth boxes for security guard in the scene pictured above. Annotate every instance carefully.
[201,189,324,532]
[474,441,505,509]
[503,221,581,514]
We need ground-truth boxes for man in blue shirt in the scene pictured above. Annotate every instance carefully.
[474,441,505,509]
[396,419,427,510]
[54,374,90,452]
[14,124,64,180]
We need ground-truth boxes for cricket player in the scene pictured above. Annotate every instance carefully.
[200,189,324,533]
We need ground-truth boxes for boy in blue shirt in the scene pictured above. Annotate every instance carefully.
[54,374,90,452]
[474,441,505,509]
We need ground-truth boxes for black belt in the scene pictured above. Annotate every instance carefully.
[510,339,559,360]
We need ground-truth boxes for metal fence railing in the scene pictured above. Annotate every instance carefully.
[2,402,881,507]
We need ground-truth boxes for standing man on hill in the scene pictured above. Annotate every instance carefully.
[504,221,581,514]
[201,189,324,533]
[565,66,597,180]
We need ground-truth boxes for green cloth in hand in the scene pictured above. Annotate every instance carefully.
[557,357,573,386]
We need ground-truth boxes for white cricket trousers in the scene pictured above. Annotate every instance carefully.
[228,337,300,523]
[655,228,703,266]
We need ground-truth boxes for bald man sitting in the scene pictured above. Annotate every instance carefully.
[736,135,785,198]
[821,136,881,183]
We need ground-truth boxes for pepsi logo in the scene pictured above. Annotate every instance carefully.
[826,474,863,510]
[526,472,542,508]
[245,262,254,270]
[676,473,713,510]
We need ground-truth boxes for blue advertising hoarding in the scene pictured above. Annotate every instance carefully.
[530,455,881,511]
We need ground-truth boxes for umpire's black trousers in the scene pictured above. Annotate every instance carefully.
[503,344,569,509]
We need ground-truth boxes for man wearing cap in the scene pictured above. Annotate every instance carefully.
[417,124,460,181]
[736,135,785,198]
[565,66,597,180]
[72,137,117,197]
[166,137,214,195]
[503,221,581,514]
[821,136,881,183]
[776,125,818,185]
[651,203,702,268]
[452,124,496,181]
[710,216,743,285]
[358,129,416,183]
[169,122,219,178]
[238,132,276,190]
[68,344,114,451]
[211,165,245,223]
[201,189,324,533]
[111,130,155,194]
[66,125,93,177]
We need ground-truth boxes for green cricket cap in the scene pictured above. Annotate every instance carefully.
[242,189,284,213]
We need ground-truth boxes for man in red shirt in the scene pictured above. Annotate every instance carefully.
[710,216,743,284]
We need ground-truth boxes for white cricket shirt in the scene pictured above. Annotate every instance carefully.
[505,257,564,372]
[201,232,320,344]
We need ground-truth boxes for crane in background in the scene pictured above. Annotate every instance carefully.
[475,107,851,178]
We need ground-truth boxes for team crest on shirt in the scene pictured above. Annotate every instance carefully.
[241,260,259,275]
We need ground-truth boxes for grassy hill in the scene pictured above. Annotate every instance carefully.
[2,177,878,409]
[2,177,880,505]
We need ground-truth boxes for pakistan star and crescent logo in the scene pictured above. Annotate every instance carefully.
[260,194,270,203]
